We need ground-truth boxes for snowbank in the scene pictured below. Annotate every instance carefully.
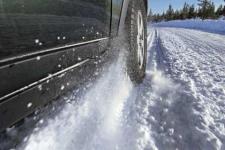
[153,19,225,34]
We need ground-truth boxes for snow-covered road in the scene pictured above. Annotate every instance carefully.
[142,27,225,150]
[1,27,225,150]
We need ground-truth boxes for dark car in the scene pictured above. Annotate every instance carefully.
[0,0,148,132]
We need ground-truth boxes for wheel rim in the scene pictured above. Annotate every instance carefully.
[136,10,145,69]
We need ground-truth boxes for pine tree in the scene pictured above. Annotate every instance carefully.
[166,4,174,21]
[197,0,216,19]
[162,12,166,21]
[147,9,153,22]
[209,2,216,18]
[216,4,223,17]
[182,2,189,19]
[188,4,196,19]
[174,10,180,20]
[198,0,210,19]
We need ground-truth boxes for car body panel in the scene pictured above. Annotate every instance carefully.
[0,58,95,131]
[0,38,108,101]
[0,0,111,60]
[0,38,109,131]
[0,0,111,131]
[0,0,112,98]
[0,0,148,132]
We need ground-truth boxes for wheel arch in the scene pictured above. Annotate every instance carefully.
[117,0,147,36]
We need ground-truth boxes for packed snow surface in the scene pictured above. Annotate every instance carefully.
[145,27,225,150]
[154,19,225,35]
[1,24,225,150]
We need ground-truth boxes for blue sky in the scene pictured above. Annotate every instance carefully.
[149,0,224,14]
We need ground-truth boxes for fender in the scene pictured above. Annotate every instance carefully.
[111,0,148,37]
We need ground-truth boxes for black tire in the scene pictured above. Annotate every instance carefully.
[125,0,147,84]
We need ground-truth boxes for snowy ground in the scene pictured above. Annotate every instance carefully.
[142,27,225,150]
[1,24,225,150]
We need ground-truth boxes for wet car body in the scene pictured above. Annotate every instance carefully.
[0,0,148,132]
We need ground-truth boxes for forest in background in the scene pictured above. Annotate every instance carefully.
[148,0,225,22]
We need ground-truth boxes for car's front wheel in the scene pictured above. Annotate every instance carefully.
[125,0,147,84]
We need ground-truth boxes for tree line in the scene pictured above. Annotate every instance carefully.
[148,0,225,22]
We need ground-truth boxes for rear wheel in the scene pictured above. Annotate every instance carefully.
[125,0,147,84]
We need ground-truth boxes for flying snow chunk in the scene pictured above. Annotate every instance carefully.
[168,128,174,136]
[23,137,28,142]
[61,85,65,90]
[35,39,39,44]
[27,102,32,108]
[39,119,44,124]
[38,85,42,91]
[36,56,41,61]
[48,74,53,78]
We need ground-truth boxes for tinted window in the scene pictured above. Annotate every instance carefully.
[0,0,110,60]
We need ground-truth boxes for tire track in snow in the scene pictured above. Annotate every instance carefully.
[135,26,225,150]
[153,27,225,150]
[136,27,203,150]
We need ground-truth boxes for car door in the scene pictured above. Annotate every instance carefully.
[0,0,111,101]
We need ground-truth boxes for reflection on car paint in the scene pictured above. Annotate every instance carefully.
[0,0,111,60]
